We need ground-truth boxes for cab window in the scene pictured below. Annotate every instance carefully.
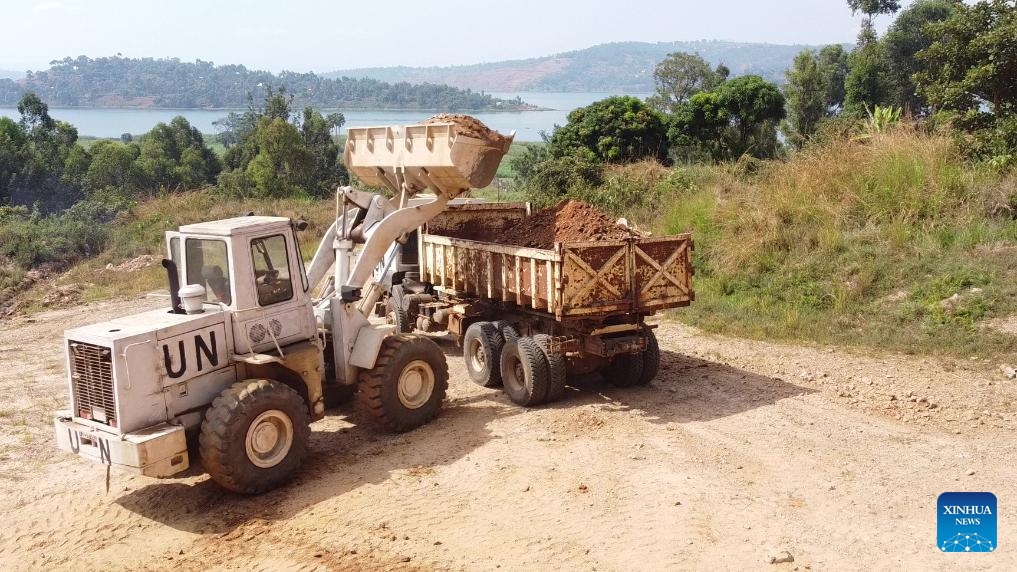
[185,238,231,305]
[251,235,294,306]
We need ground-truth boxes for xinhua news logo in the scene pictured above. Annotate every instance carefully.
[938,492,997,553]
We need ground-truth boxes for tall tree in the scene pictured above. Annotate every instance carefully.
[784,50,829,148]
[844,41,895,116]
[848,0,903,44]
[646,52,728,115]
[883,0,958,113]
[818,44,850,111]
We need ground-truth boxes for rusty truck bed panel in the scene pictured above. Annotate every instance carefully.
[419,233,693,320]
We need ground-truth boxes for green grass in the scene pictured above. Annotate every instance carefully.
[651,129,1017,358]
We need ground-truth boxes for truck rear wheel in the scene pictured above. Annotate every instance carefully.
[639,329,661,385]
[533,334,567,403]
[199,379,310,494]
[603,352,646,387]
[387,296,412,334]
[493,320,519,343]
[358,334,449,432]
[500,337,549,406]
[463,321,504,388]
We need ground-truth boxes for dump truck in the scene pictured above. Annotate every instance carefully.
[379,202,695,406]
[54,118,514,493]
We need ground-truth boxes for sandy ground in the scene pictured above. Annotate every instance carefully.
[1,295,1015,571]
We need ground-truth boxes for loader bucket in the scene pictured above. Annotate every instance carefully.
[344,118,514,197]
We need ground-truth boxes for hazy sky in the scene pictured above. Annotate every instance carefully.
[0,0,911,73]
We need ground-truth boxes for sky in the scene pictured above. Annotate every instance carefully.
[0,0,912,73]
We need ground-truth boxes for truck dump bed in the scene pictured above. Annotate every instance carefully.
[419,204,694,321]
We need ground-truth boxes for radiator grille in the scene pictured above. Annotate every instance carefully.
[69,341,117,427]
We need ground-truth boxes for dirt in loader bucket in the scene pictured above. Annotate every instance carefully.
[422,114,510,149]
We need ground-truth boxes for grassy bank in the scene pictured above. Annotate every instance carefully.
[652,130,1017,358]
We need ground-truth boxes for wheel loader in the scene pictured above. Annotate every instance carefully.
[53,118,514,494]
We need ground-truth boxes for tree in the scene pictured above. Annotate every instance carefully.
[844,40,895,117]
[784,50,829,148]
[245,118,312,198]
[848,0,902,44]
[17,92,55,133]
[548,96,669,164]
[646,52,728,115]
[670,76,786,161]
[882,0,958,113]
[818,44,850,111]
[136,116,220,192]
[300,107,345,196]
[326,112,345,138]
[83,141,140,196]
[916,0,1017,114]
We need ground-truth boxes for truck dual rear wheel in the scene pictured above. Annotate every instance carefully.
[532,334,567,403]
[359,334,449,432]
[500,337,549,406]
[199,379,310,494]
[463,321,505,388]
[639,329,661,384]
[603,352,646,387]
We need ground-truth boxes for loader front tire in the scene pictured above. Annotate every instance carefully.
[463,321,505,388]
[199,379,310,494]
[358,334,448,432]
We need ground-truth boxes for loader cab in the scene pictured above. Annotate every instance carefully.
[166,216,317,354]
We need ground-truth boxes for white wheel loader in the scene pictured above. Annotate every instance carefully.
[53,119,514,494]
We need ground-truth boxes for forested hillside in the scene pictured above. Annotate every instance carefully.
[0,56,529,111]
[325,41,837,92]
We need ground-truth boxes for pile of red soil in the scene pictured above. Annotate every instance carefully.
[497,200,635,249]
[422,114,508,148]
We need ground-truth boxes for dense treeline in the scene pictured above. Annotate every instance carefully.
[0,86,351,295]
[512,0,1016,211]
[784,0,1016,165]
[0,56,527,111]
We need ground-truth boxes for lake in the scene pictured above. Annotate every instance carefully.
[0,92,650,142]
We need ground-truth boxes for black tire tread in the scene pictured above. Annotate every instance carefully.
[198,379,310,494]
[533,334,567,403]
[493,320,519,342]
[463,322,505,388]
[500,337,549,406]
[358,334,449,433]
[639,329,660,385]
[603,352,646,388]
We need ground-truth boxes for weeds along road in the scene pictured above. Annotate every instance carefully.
[1,295,1015,571]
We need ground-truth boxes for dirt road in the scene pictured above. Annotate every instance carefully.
[1,296,1015,571]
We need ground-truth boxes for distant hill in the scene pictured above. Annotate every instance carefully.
[0,70,23,80]
[325,41,848,92]
[0,56,531,111]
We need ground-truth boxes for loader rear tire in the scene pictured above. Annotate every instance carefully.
[358,334,448,432]
[532,334,567,403]
[199,379,310,494]
[463,321,504,388]
[500,337,549,406]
